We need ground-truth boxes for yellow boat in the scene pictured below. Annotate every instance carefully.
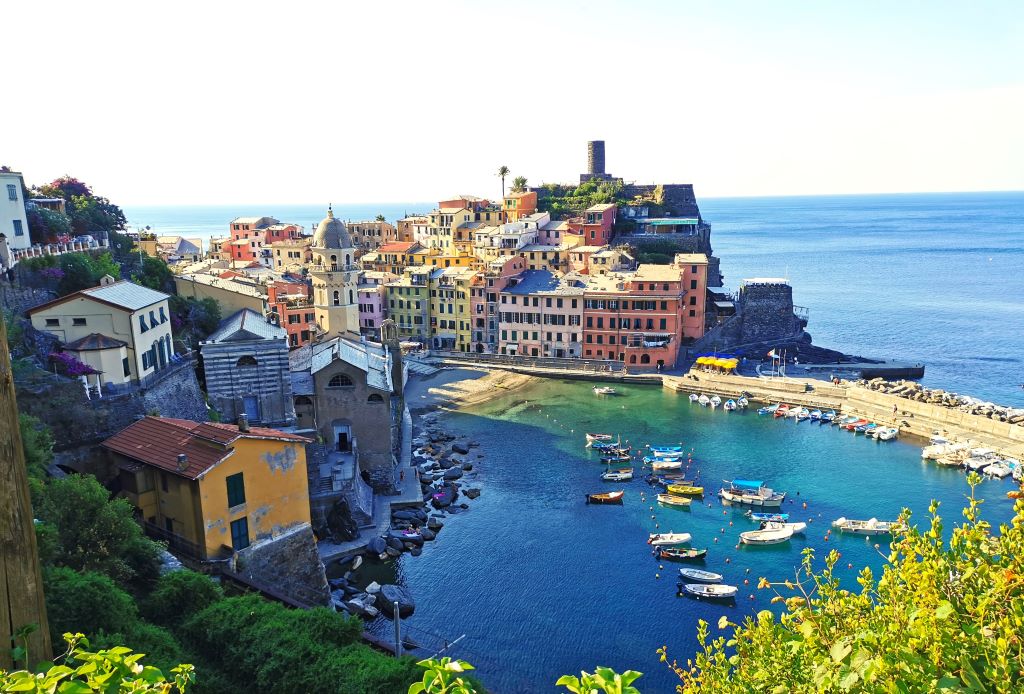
[666,484,704,496]
[657,493,692,507]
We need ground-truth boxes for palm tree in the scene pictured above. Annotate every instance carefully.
[511,176,528,193]
[497,165,510,198]
[375,214,386,222]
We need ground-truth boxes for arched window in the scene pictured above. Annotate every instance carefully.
[330,255,337,265]
[349,290,354,304]
[295,396,313,406]
[629,354,637,364]
[367,394,384,403]
[236,355,258,367]
[333,290,340,306]
[345,253,351,266]
[640,354,651,364]
[327,373,354,388]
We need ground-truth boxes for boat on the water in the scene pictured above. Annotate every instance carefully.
[762,521,807,534]
[831,517,904,535]
[651,459,683,471]
[758,403,779,415]
[821,409,837,423]
[647,474,692,487]
[586,490,625,505]
[985,462,1011,479]
[740,526,794,545]
[723,399,737,411]
[856,422,877,435]
[719,479,786,508]
[643,455,682,465]
[655,547,707,561]
[585,433,614,444]
[680,583,738,600]
[737,396,749,409]
[835,415,859,427]
[666,483,703,495]
[688,393,699,402]
[746,511,789,522]
[601,468,633,481]
[600,454,632,464]
[774,404,791,418]
[709,395,722,409]
[678,568,723,582]
[648,532,692,546]
[593,386,617,395]
[656,494,692,508]
[649,445,684,453]
[591,440,621,451]
[794,407,810,422]
[843,418,869,431]
[698,394,710,406]
[809,409,822,421]
[875,427,899,441]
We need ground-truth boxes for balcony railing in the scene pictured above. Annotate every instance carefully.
[309,263,360,273]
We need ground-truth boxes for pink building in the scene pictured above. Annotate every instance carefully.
[567,203,616,246]
[497,270,585,358]
[357,271,398,336]
[470,256,525,353]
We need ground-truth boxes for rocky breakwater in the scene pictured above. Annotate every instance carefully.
[328,411,485,621]
[860,378,1024,426]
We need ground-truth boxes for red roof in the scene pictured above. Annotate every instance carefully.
[377,242,417,253]
[102,416,309,480]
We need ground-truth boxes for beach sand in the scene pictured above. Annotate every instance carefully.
[406,367,537,415]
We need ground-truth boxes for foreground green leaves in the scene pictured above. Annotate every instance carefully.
[410,659,642,693]
[0,633,194,693]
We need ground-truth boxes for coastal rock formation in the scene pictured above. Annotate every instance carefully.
[861,378,1024,425]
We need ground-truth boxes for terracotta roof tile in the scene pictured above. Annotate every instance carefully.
[101,417,308,480]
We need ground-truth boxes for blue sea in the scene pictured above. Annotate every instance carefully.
[125,192,1024,407]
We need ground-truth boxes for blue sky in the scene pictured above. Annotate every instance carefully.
[2,0,1021,204]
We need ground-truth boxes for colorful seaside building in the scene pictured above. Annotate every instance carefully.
[386,266,431,342]
[357,270,398,336]
[470,256,525,353]
[428,266,477,351]
[267,280,316,348]
[497,269,585,358]
[502,190,538,222]
[567,203,616,246]
[348,220,399,251]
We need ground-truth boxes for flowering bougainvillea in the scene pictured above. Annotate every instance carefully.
[49,351,98,376]
[38,267,66,282]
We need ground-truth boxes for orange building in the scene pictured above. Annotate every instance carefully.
[502,191,538,222]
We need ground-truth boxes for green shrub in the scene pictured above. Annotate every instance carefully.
[95,621,186,675]
[44,567,140,643]
[142,570,224,628]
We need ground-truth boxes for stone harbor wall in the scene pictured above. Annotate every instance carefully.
[236,524,331,607]
[696,281,807,353]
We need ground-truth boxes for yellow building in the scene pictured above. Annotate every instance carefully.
[102,416,311,559]
[174,272,269,317]
[27,278,174,386]
[270,236,312,272]
[429,266,478,351]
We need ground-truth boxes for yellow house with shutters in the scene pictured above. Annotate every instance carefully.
[102,416,311,560]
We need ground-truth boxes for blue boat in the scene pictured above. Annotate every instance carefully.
[591,441,619,450]
[649,446,683,453]
[820,410,837,423]
[745,511,790,522]
[643,456,683,464]
[757,404,779,415]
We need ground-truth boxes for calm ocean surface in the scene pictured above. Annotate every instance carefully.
[369,380,1018,692]
[126,192,1024,406]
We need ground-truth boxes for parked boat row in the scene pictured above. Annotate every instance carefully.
[758,404,900,441]
[689,393,749,411]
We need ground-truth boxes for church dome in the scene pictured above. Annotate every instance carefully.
[312,206,352,249]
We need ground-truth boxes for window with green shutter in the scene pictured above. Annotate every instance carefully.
[226,472,246,507]
[230,517,250,551]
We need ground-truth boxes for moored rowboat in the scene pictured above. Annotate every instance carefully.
[655,547,707,561]
[656,494,692,508]
[601,468,633,481]
[740,526,794,545]
[648,532,692,546]
[585,490,624,505]
[666,484,703,496]
[680,583,738,600]
[678,568,723,582]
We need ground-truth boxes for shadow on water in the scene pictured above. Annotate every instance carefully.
[360,379,1017,693]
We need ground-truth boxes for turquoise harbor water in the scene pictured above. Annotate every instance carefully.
[126,192,1024,407]
[369,379,1018,692]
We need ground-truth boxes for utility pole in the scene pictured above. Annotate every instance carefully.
[0,313,52,669]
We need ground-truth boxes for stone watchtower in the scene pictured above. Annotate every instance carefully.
[309,206,360,338]
[588,140,606,177]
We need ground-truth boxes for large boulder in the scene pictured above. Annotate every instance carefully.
[451,442,470,455]
[367,537,387,555]
[443,468,464,481]
[378,584,416,619]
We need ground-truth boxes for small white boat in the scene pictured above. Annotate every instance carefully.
[697,394,710,407]
[651,459,683,471]
[737,396,749,409]
[648,532,692,546]
[935,453,967,468]
[678,568,723,582]
[794,408,810,422]
[593,386,617,395]
[688,393,699,402]
[832,517,904,535]
[657,494,692,507]
[965,455,996,472]
[680,583,738,600]
[719,480,786,508]
[723,399,737,411]
[758,403,779,415]
[601,468,633,481]
[763,521,807,534]
[740,526,794,545]
[650,448,684,458]
[786,406,802,419]
[709,395,722,409]
[985,462,1011,479]
[875,427,899,441]
[809,409,823,421]
[586,433,614,445]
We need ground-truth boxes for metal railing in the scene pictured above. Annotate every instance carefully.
[430,349,625,373]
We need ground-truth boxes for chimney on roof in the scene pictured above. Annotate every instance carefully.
[176,453,188,472]
[237,413,249,432]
